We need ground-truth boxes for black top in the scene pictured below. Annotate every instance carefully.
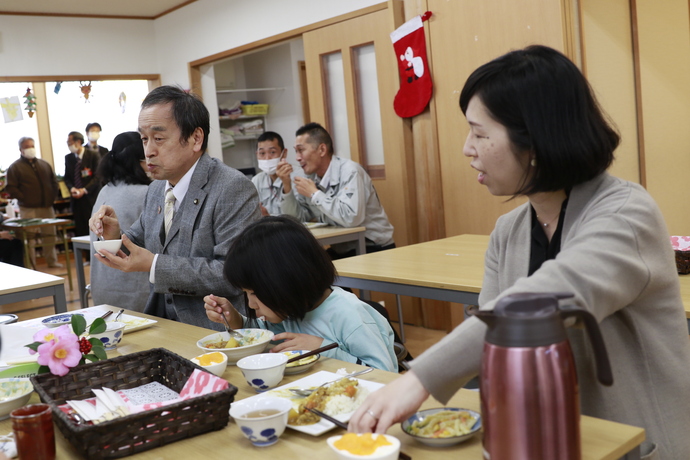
[528,198,569,276]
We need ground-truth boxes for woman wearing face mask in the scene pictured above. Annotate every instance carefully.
[251,131,294,216]
[85,122,109,159]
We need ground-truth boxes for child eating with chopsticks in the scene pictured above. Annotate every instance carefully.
[203,216,398,372]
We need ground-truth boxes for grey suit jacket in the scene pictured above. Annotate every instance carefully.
[125,153,261,330]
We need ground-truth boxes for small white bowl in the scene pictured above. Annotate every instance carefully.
[0,378,34,421]
[230,397,292,447]
[282,350,320,375]
[327,433,401,460]
[89,321,126,350]
[190,351,228,377]
[236,353,288,392]
[196,329,274,364]
[401,407,481,447]
[93,239,122,256]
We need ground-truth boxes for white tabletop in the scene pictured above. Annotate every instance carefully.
[0,262,64,295]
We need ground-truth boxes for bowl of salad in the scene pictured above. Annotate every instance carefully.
[401,407,481,447]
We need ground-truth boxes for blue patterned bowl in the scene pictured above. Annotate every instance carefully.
[42,313,84,328]
[229,397,292,446]
[89,321,125,350]
[236,353,288,392]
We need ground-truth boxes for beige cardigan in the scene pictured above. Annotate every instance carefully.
[411,173,690,459]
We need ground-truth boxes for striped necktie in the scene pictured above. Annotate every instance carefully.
[164,187,176,236]
[74,155,83,189]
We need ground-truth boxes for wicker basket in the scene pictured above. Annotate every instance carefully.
[31,348,237,459]
[676,250,690,275]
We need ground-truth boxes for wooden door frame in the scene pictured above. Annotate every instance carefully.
[187,3,388,99]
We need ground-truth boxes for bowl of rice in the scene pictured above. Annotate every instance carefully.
[197,328,274,364]
[401,407,481,447]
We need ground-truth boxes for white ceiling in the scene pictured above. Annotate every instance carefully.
[0,0,197,19]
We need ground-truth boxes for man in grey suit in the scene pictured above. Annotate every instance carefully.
[89,86,261,330]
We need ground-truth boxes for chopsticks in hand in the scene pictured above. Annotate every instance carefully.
[305,408,412,460]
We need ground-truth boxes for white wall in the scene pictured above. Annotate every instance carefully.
[0,16,156,76]
[153,0,383,87]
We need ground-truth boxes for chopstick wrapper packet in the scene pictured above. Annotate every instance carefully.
[671,236,690,251]
[60,369,229,421]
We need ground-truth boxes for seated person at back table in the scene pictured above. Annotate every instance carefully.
[279,122,394,258]
[0,213,23,267]
[251,131,291,216]
[204,216,398,372]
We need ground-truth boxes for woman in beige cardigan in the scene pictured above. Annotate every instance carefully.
[349,45,690,459]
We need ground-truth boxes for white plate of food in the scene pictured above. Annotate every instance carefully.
[112,314,157,333]
[237,370,383,436]
[303,222,328,229]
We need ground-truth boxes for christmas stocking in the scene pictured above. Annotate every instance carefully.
[390,11,433,118]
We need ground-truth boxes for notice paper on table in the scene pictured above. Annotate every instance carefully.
[0,324,40,378]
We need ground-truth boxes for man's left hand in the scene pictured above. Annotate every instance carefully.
[293,177,319,198]
[95,234,154,273]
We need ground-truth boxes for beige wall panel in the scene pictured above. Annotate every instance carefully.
[427,0,565,236]
[636,0,690,235]
[581,0,639,184]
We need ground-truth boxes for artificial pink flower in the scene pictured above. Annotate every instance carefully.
[35,328,81,376]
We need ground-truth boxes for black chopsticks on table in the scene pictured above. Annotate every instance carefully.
[306,408,412,460]
[286,342,338,363]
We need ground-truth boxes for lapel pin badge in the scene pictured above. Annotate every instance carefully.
[157,206,161,214]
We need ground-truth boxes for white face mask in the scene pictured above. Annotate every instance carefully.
[22,148,36,159]
[88,131,100,142]
[68,144,79,154]
[258,157,281,175]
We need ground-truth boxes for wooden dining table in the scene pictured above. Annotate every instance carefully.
[1,305,644,459]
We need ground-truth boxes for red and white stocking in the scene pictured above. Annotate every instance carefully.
[390,11,433,118]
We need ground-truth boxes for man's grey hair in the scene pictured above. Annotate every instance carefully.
[18,137,33,149]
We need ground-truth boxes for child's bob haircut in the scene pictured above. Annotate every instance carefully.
[223,216,336,322]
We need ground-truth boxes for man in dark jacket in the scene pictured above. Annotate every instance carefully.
[6,137,62,268]
[64,131,100,239]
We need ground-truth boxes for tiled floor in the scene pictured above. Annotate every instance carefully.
[0,253,448,358]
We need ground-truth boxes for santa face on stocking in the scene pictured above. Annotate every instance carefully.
[402,46,425,82]
[390,12,433,118]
